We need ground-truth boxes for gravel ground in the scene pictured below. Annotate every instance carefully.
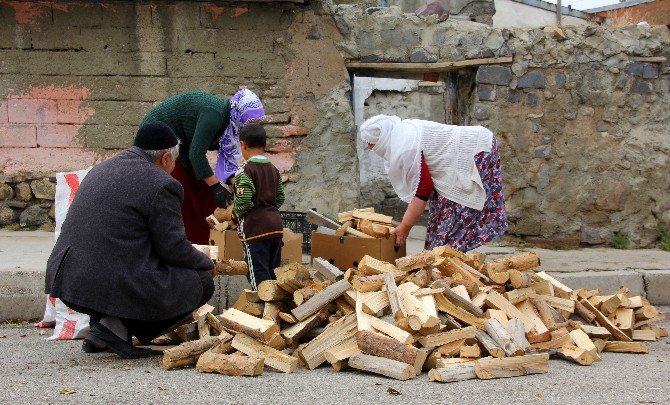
[1,310,669,404]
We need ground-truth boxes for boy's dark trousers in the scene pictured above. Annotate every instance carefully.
[243,236,283,290]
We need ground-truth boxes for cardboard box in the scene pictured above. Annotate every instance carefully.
[209,229,303,265]
[310,232,406,271]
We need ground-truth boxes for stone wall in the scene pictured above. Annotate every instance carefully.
[335,6,670,247]
[0,0,359,228]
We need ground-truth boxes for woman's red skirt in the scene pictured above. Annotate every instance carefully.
[170,162,217,245]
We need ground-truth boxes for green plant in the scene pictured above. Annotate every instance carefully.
[608,231,630,249]
[658,224,670,252]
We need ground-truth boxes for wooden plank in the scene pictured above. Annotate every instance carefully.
[345,56,514,73]
[195,352,264,376]
[313,257,344,282]
[231,333,297,373]
[291,279,352,321]
[428,363,477,383]
[631,56,667,62]
[485,290,533,333]
[418,326,477,350]
[474,353,549,379]
[356,330,427,375]
[603,341,648,353]
[348,353,416,380]
[580,299,632,342]
[219,308,279,343]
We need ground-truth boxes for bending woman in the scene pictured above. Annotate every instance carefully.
[141,89,265,244]
[359,114,508,252]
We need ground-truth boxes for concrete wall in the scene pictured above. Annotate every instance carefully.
[493,0,590,28]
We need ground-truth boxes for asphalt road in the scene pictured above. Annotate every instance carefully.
[1,310,669,404]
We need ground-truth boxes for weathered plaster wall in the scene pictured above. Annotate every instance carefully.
[0,0,358,229]
[336,6,670,248]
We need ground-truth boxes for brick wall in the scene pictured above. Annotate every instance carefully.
[0,0,351,229]
[594,0,670,27]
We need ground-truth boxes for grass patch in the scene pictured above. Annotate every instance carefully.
[659,224,670,252]
[608,232,630,249]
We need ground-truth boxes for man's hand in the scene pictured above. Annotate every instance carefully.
[211,183,234,208]
[391,223,411,247]
[208,267,218,278]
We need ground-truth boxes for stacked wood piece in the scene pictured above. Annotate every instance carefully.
[155,246,667,383]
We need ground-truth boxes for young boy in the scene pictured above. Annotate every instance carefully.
[232,124,285,289]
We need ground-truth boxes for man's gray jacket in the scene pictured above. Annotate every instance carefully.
[45,146,213,321]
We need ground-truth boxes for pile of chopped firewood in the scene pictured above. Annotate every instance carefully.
[305,208,398,239]
[159,246,668,381]
[206,206,236,232]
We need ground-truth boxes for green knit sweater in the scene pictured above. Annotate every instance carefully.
[141,91,231,180]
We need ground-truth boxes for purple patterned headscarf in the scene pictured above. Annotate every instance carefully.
[214,88,265,181]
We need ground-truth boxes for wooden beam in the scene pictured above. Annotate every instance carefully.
[291,278,352,321]
[231,333,298,373]
[345,56,513,73]
[631,56,667,63]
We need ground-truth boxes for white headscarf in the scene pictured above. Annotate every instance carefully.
[359,115,424,203]
[359,114,493,210]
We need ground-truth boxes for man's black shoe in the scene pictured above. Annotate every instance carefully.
[81,339,106,353]
[87,323,159,359]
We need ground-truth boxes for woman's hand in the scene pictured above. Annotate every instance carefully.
[392,223,411,247]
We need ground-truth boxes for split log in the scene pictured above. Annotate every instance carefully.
[275,263,311,293]
[398,288,440,331]
[529,332,572,351]
[196,351,264,376]
[474,329,505,358]
[555,345,598,366]
[537,295,575,313]
[300,314,358,369]
[418,326,477,350]
[634,314,666,329]
[406,268,432,288]
[395,250,436,271]
[530,297,557,331]
[568,329,600,360]
[219,308,279,343]
[578,325,611,339]
[293,286,319,306]
[324,337,359,365]
[625,296,644,309]
[278,312,298,324]
[353,272,403,293]
[423,339,466,369]
[574,299,597,323]
[504,288,537,305]
[384,272,401,316]
[632,329,657,341]
[262,302,285,326]
[579,299,632,342]
[348,353,416,381]
[603,341,648,353]
[434,292,485,328]
[337,207,375,223]
[214,259,248,276]
[484,319,524,357]
[351,211,393,225]
[485,309,509,329]
[358,255,397,275]
[197,315,211,339]
[506,318,530,351]
[533,272,572,297]
[600,294,622,316]
[355,291,371,331]
[258,280,291,302]
[366,315,413,344]
[163,336,222,370]
[482,251,540,274]
[634,305,659,321]
[428,363,477,383]
[232,289,263,317]
[435,358,477,368]
[291,278,352,321]
[485,291,533,333]
[281,310,329,345]
[611,307,634,336]
[489,271,510,285]
[528,280,554,296]
[474,353,549,379]
[440,286,483,317]
[459,344,481,359]
[516,300,549,336]
[508,270,535,289]
[231,333,298,373]
[359,219,392,239]
[357,330,427,374]
[313,257,344,282]
[193,304,215,321]
[174,323,198,342]
[362,290,390,315]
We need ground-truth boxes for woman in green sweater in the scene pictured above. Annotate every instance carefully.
[141,89,265,244]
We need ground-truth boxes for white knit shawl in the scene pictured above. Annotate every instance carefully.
[359,115,493,210]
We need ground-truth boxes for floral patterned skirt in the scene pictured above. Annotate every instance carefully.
[425,137,508,252]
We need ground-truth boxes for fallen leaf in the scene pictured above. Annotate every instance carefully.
[158,387,169,391]
[536,392,544,398]
[387,387,401,396]
[19,334,26,338]
[374,382,381,386]
[59,389,76,395]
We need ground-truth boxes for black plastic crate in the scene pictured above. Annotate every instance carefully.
[280,211,316,254]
